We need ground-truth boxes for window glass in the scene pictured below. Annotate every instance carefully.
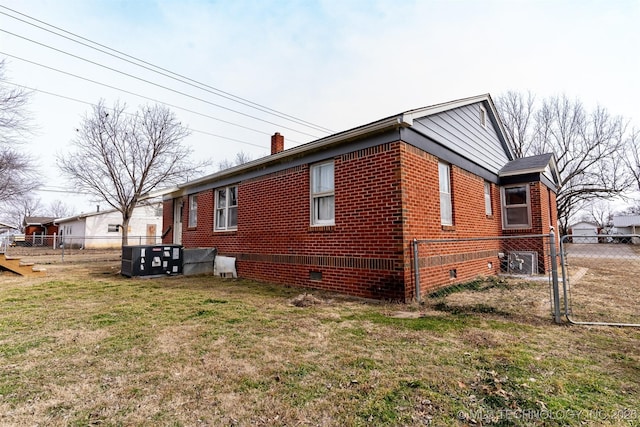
[506,206,529,225]
[484,181,492,215]
[502,185,531,228]
[188,195,198,227]
[215,185,238,230]
[504,186,527,205]
[438,162,452,226]
[311,161,335,225]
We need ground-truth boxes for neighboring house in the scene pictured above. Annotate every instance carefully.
[152,94,560,301]
[612,214,640,244]
[23,217,59,246]
[0,221,18,249]
[56,203,163,249]
[0,221,17,235]
[570,221,599,244]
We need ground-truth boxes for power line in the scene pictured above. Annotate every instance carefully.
[36,187,92,194]
[0,5,335,134]
[5,80,300,147]
[2,51,315,146]
[0,31,324,140]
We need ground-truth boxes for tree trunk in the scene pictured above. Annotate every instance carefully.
[121,216,130,247]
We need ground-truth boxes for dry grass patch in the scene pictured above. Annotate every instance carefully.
[564,256,640,324]
[0,260,639,426]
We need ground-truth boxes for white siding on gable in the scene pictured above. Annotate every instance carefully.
[411,102,510,174]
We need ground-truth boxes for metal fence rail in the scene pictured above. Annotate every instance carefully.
[560,234,640,327]
[1,234,162,262]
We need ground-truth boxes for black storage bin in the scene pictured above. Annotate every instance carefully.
[121,244,183,277]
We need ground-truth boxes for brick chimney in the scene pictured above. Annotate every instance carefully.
[271,132,284,155]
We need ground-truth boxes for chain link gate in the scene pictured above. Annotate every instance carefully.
[560,234,640,327]
[411,232,563,323]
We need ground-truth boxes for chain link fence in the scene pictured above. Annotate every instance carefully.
[560,234,640,326]
[1,234,161,263]
[5,231,640,327]
[412,233,559,324]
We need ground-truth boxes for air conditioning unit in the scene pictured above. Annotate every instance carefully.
[508,251,538,275]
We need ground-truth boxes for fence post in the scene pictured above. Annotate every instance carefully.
[560,235,570,317]
[412,239,421,303]
[549,229,562,323]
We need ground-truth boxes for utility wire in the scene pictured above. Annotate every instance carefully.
[1,54,306,147]
[8,85,270,149]
[0,30,323,139]
[0,5,334,134]
[5,80,298,146]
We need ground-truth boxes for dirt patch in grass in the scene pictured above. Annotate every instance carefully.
[290,293,329,307]
[1,259,640,426]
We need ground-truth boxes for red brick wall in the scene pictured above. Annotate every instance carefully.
[182,191,215,247]
[166,140,559,302]
[500,181,559,273]
[178,142,406,300]
[399,143,504,298]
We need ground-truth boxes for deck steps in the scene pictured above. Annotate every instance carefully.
[0,255,47,276]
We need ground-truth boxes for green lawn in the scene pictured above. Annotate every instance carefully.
[0,264,639,426]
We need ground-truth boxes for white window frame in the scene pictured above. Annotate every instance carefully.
[439,162,453,226]
[501,184,532,229]
[484,181,492,216]
[215,185,238,231]
[310,160,335,226]
[107,224,119,233]
[188,194,198,228]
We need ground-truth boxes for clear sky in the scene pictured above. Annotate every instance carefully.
[1,0,638,214]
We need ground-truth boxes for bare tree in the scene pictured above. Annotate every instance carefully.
[217,158,235,171]
[234,150,252,166]
[495,90,536,157]
[587,200,614,232]
[0,59,40,204]
[46,200,74,218]
[1,196,43,232]
[58,100,208,245]
[623,128,640,193]
[218,150,253,171]
[496,92,633,233]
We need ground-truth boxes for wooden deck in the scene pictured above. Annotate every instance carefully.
[0,254,47,277]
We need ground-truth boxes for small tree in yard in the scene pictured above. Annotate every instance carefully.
[58,100,208,245]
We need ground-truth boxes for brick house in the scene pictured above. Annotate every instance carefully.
[154,94,559,301]
[23,217,59,246]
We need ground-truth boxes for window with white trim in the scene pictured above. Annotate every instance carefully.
[107,224,119,232]
[484,181,492,216]
[501,184,531,228]
[188,194,198,227]
[215,185,238,231]
[311,161,334,225]
[439,162,453,226]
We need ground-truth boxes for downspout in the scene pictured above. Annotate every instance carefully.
[412,239,421,303]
